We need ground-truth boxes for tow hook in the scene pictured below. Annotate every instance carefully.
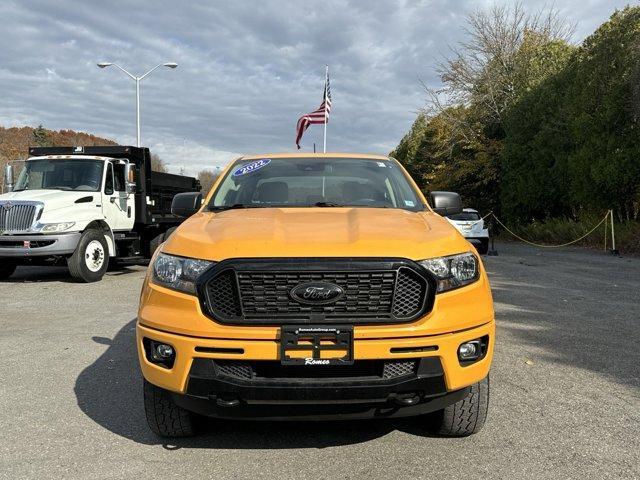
[393,394,420,406]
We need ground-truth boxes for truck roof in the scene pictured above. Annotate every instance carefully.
[27,155,118,161]
[28,145,147,161]
[240,152,392,161]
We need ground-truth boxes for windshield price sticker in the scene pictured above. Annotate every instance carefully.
[233,158,271,176]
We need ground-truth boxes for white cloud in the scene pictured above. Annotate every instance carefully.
[0,0,630,173]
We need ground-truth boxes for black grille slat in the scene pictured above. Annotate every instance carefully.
[237,270,395,319]
[392,268,426,318]
[213,360,417,381]
[200,259,433,325]
[216,362,253,380]
[382,360,416,379]
[205,270,241,318]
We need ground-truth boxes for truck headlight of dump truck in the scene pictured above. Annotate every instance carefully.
[152,253,213,294]
[38,222,76,232]
[419,252,479,292]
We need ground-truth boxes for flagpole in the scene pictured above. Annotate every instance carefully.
[323,64,328,153]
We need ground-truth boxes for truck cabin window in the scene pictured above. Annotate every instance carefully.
[13,159,104,192]
[113,163,126,191]
[105,163,114,195]
[208,158,425,212]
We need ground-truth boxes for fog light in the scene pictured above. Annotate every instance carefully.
[457,336,489,365]
[458,342,480,360]
[155,344,174,359]
[143,338,176,368]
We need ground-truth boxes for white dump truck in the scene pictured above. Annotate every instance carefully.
[0,146,200,282]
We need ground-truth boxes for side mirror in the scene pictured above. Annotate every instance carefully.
[4,164,14,192]
[430,191,463,216]
[171,192,203,217]
[124,163,137,194]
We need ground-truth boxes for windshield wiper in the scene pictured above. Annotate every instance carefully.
[210,203,264,211]
[314,201,343,207]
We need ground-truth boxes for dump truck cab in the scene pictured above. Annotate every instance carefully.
[0,146,200,282]
[137,153,494,437]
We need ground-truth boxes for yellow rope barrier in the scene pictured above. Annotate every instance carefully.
[489,211,610,248]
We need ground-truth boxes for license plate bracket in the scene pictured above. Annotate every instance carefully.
[280,325,354,366]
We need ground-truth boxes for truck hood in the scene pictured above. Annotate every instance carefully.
[163,207,470,261]
[0,189,98,213]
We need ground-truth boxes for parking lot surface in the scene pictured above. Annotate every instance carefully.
[0,242,638,480]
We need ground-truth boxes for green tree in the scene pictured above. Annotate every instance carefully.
[501,6,640,220]
[32,125,52,147]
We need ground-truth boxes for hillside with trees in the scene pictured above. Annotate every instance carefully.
[0,125,117,166]
[392,5,640,250]
[0,125,168,174]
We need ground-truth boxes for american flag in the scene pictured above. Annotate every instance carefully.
[295,71,331,149]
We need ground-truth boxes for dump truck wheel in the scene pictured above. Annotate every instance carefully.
[67,229,109,283]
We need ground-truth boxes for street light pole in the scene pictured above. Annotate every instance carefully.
[97,62,178,147]
[135,77,141,147]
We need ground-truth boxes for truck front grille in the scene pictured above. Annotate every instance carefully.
[0,202,39,233]
[237,270,396,318]
[198,258,435,325]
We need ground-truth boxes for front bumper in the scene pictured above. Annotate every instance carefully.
[137,320,494,417]
[0,232,81,257]
[170,384,471,421]
[463,234,489,242]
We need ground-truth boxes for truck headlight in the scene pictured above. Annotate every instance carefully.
[419,252,479,292]
[40,222,76,232]
[152,253,213,294]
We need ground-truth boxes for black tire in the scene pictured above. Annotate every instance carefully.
[148,232,166,258]
[477,238,489,255]
[67,229,109,283]
[164,226,177,240]
[143,378,195,438]
[0,261,17,280]
[432,375,489,437]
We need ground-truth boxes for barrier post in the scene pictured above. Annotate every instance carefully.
[487,214,498,256]
[604,213,608,252]
[609,209,620,256]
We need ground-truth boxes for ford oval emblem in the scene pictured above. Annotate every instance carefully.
[290,282,344,305]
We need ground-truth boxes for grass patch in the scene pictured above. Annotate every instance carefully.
[493,214,640,255]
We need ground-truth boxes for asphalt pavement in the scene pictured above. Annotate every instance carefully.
[0,242,638,479]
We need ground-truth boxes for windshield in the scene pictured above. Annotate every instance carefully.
[14,159,104,192]
[208,157,425,212]
[447,212,481,221]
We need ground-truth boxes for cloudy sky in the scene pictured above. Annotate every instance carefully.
[0,0,630,175]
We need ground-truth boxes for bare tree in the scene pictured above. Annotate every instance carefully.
[150,153,167,173]
[423,3,575,138]
[197,169,221,194]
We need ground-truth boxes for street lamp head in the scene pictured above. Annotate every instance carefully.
[97,62,113,68]
[163,62,178,69]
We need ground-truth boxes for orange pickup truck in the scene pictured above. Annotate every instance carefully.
[136,153,494,437]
